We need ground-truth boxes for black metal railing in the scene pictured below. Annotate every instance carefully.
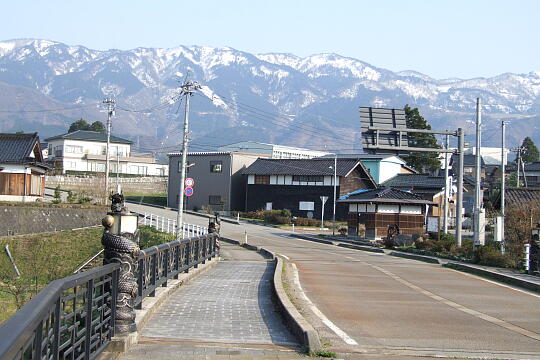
[134,234,218,307]
[0,234,219,360]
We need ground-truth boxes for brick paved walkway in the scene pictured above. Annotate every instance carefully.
[139,246,297,347]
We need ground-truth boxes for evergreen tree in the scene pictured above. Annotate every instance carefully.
[520,137,539,164]
[89,121,105,133]
[401,105,441,172]
[67,119,105,133]
[68,118,90,133]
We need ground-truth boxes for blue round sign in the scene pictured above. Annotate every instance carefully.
[184,187,194,197]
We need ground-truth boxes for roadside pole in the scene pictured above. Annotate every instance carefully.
[103,98,115,200]
[443,134,449,233]
[501,120,506,248]
[456,128,465,247]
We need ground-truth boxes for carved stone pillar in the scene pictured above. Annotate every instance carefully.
[102,193,140,334]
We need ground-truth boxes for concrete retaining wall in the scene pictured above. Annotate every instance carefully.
[46,176,167,194]
[0,206,106,236]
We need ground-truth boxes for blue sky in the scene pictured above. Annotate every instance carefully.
[1,0,538,79]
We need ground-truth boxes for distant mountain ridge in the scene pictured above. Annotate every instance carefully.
[0,38,538,152]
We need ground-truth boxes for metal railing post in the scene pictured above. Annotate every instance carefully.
[144,212,147,225]
[84,279,94,360]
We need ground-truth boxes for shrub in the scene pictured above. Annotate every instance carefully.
[52,186,62,204]
[67,190,77,203]
[338,226,347,236]
[473,242,511,268]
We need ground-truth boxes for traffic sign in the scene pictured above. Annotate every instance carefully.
[185,178,195,187]
[184,187,194,197]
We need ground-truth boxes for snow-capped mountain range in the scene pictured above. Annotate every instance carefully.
[0,38,538,152]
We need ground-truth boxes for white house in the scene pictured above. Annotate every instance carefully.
[45,130,168,176]
[218,141,330,159]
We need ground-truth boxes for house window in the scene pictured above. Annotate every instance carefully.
[266,202,273,210]
[65,145,83,153]
[210,161,222,173]
[209,195,222,205]
[54,146,63,157]
[292,175,323,182]
[255,175,270,184]
[65,161,77,169]
[299,201,314,211]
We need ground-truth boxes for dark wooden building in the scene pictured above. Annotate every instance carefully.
[243,158,377,220]
[0,133,48,202]
[338,187,435,239]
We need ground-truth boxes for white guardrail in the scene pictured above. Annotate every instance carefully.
[142,212,208,238]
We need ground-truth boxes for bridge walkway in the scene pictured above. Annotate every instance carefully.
[118,243,308,359]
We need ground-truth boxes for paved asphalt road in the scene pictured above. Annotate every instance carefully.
[129,204,540,359]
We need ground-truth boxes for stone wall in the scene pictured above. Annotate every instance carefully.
[46,175,167,194]
[0,205,107,236]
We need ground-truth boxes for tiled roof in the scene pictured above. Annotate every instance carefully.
[450,154,485,167]
[524,161,540,171]
[505,188,540,206]
[0,132,42,164]
[382,174,445,189]
[45,130,132,144]
[337,187,435,205]
[0,133,48,170]
[243,158,361,177]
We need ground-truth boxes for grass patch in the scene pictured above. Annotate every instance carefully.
[138,225,176,249]
[309,350,336,358]
[0,227,104,323]
[125,193,167,207]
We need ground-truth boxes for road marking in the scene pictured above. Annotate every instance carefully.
[290,263,358,346]
[336,253,540,342]
[448,268,540,299]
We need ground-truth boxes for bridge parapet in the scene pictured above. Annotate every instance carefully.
[0,195,219,360]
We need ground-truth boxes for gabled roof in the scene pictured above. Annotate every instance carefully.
[337,187,436,205]
[450,154,485,167]
[498,187,540,208]
[382,174,446,189]
[45,130,132,144]
[0,132,47,167]
[244,158,372,178]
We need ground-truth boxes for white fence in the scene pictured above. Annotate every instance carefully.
[142,212,208,238]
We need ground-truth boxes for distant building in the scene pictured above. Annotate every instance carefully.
[218,141,330,159]
[382,173,454,217]
[523,162,540,187]
[243,158,377,220]
[167,151,263,212]
[338,187,435,240]
[45,130,167,176]
[355,154,416,184]
[0,133,48,202]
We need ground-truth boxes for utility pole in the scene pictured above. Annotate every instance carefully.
[332,155,337,236]
[516,147,522,188]
[176,80,201,240]
[443,134,449,234]
[456,128,465,247]
[474,98,483,246]
[103,98,115,199]
[500,120,506,246]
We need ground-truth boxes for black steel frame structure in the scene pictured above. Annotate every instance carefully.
[0,234,219,360]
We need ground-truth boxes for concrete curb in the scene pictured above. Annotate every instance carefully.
[389,251,441,264]
[288,233,334,245]
[443,262,540,293]
[272,256,322,353]
[105,255,220,353]
[220,237,322,353]
[337,243,385,253]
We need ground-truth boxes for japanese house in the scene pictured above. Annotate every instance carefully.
[243,157,377,220]
[338,187,435,240]
[0,133,48,202]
